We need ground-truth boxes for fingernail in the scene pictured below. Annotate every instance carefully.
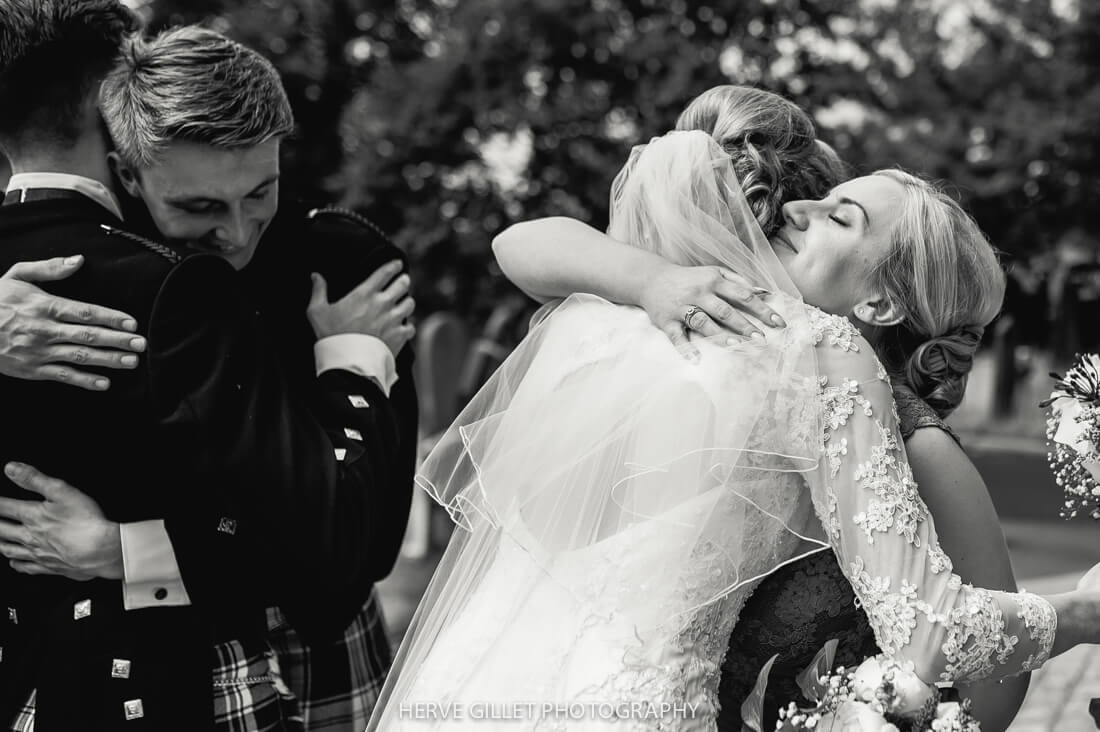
[752,287,771,296]
[94,378,109,390]
[129,337,146,351]
[121,355,139,367]
[64,255,82,266]
[726,336,741,346]
[122,318,138,332]
[750,331,765,341]
[4,463,22,477]
[770,314,786,328]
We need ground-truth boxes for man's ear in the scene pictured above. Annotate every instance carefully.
[107,152,141,198]
[852,294,904,328]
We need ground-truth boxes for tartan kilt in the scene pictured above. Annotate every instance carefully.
[10,640,302,732]
[266,588,392,732]
[212,638,303,732]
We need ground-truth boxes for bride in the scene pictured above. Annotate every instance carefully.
[370,108,1099,730]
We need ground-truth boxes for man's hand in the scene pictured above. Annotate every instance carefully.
[639,263,787,358]
[307,259,417,356]
[0,462,123,581]
[1,256,147,391]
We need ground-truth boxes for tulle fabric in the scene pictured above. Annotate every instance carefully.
[369,132,830,729]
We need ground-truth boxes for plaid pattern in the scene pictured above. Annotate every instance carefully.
[9,690,33,732]
[266,588,392,731]
[10,642,302,732]
[212,638,303,732]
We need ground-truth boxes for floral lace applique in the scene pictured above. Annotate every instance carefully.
[939,587,1018,683]
[820,378,872,431]
[876,359,890,383]
[1014,591,1057,673]
[808,308,861,352]
[852,421,926,546]
[825,437,848,478]
[847,557,933,655]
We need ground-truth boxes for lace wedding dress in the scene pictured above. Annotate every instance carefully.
[368,132,1057,731]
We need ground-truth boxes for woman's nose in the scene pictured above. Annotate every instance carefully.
[781,200,811,230]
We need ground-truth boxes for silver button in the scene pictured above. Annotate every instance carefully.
[217,517,237,535]
[348,395,370,408]
[123,699,144,720]
[111,658,132,679]
[334,448,348,461]
[344,428,363,441]
[7,608,15,624]
[73,599,92,620]
[0,646,4,662]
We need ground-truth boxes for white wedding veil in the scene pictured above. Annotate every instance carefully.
[370,131,829,726]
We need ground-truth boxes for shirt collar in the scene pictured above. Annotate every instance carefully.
[6,172,124,221]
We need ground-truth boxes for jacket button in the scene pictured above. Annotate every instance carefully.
[217,517,238,535]
[111,658,132,679]
[73,599,92,620]
[6,608,15,624]
[348,395,370,408]
[123,699,144,720]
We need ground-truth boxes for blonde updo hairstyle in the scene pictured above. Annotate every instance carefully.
[675,85,843,235]
[870,169,1006,418]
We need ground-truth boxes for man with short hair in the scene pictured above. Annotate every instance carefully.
[0,4,412,730]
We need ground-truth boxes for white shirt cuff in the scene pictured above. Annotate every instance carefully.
[120,520,192,610]
[314,334,397,397]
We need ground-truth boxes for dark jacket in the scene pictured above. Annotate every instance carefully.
[0,195,404,731]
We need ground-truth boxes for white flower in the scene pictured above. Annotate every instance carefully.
[887,665,936,715]
[931,701,964,731]
[850,657,885,702]
[819,700,892,731]
[935,701,961,719]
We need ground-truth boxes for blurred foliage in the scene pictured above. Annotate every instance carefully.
[136,0,1099,326]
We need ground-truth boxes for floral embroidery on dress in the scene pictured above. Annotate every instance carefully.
[825,438,848,478]
[808,309,861,352]
[939,588,1018,682]
[851,421,925,546]
[1015,591,1057,672]
[847,557,926,655]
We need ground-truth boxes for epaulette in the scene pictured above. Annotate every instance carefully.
[99,224,182,264]
[306,206,395,247]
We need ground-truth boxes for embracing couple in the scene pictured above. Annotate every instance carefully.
[3,9,1100,732]
[364,89,1100,729]
[0,1,417,731]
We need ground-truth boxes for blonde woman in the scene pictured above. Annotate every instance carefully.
[368,97,1099,730]
[493,86,1027,731]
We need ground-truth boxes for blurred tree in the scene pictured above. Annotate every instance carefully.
[128,0,1098,331]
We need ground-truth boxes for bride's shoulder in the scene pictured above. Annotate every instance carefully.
[801,305,889,384]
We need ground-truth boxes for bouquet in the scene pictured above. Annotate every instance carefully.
[1041,352,1100,519]
[742,641,980,732]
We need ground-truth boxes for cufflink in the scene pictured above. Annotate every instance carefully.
[111,658,132,679]
[6,608,15,624]
[123,699,144,720]
[348,395,370,409]
[153,588,168,601]
[334,448,348,461]
[344,427,363,441]
[73,599,92,620]
[217,517,237,535]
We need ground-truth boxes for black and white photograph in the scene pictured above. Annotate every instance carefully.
[0,0,1098,730]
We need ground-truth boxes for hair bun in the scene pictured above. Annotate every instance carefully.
[905,325,984,417]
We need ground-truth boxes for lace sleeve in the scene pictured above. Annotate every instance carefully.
[806,309,1056,684]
